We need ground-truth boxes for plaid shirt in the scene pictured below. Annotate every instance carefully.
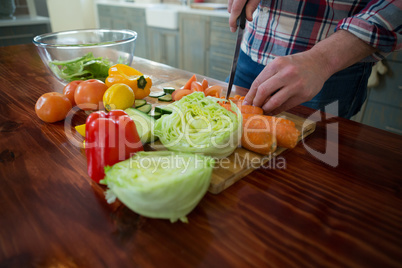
[242,0,402,64]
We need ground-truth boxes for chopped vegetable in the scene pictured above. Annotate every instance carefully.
[172,89,192,101]
[191,81,203,92]
[149,91,166,98]
[154,92,242,158]
[134,99,147,108]
[136,103,152,114]
[158,93,172,102]
[163,87,176,94]
[205,85,223,97]
[124,107,158,143]
[85,110,143,183]
[49,52,112,82]
[242,114,300,149]
[182,74,197,90]
[149,110,162,120]
[241,127,277,155]
[75,124,86,137]
[101,151,215,223]
[155,105,173,115]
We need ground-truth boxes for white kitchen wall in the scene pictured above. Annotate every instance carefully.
[46,0,96,32]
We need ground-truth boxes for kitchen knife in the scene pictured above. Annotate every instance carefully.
[226,5,247,101]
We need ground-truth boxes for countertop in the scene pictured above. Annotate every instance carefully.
[0,44,401,267]
[0,15,50,27]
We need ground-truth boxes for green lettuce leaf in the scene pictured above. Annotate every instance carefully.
[154,92,242,158]
[101,151,215,223]
[48,52,112,82]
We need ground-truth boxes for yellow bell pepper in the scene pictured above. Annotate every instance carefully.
[75,124,86,137]
[105,64,152,99]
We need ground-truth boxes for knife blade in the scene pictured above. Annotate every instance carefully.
[226,5,247,101]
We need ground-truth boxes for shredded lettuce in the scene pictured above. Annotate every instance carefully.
[48,52,112,82]
[101,151,215,223]
[154,92,242,158]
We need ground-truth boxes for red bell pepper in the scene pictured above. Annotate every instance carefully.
[85,110,143,183]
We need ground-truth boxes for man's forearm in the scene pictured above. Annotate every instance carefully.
[307,30,378,78]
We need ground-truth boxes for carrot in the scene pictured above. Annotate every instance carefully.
[205,85,223,97]
[191,81,204,92]
[242,114,300,149]
[201,78,209,91]
[172,89,193,101]
[241,128,277,155]
[219,103,236,115]
[239,104,264,115]
[274,124,300,148]
[242,114,296,127]
[183,74,197,90]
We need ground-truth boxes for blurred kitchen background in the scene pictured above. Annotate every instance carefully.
[0,0,401,134]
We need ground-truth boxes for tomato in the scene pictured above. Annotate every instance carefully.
[74,79,108,110]
[35,92,72,123]
[63,80,83,106]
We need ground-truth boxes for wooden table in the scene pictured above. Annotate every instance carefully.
[1,44,401,268]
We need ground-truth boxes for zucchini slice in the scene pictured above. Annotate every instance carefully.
[163,87,176,94]
[136,103,152,114]
[158,94,172,102]
[149,110,162,120]
[134,99,147,108]
[155,105,173,115]
[149,91,166,98]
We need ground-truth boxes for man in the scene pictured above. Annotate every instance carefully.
[227,0,401,118]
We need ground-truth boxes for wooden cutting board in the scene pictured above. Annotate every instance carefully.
[147,80,316,194]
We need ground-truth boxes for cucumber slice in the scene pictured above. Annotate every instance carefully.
[163,87,176,94]
[136,104,152,114]
[149,91,165,98]
[134,99,147,108]
[124,108,158,143]
[158,94,172,102]
[149,110,162,120]
[155,105,173,115]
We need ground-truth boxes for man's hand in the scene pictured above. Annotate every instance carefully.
[243,51,332,115]
[243,30,377,114]
[228,0,260,32]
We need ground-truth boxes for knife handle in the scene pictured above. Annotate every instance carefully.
[237,2,247,30]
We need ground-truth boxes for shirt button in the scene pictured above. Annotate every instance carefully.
[262,7,269,12]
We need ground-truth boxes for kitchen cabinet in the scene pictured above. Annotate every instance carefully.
[206,16,236,81]
[179,13,208,75]
[0,17,50,47]
[179,13,236,81]
[97,4,148,59]
[147,27,179,68]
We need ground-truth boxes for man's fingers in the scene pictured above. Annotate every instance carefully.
[252,76,284,107]
[261,88,298,114]
[266,96,301,115]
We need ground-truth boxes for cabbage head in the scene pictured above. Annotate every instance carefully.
[154,92,242,158]
[101,151,215,223]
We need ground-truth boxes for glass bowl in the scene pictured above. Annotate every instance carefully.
[33,29,137,85]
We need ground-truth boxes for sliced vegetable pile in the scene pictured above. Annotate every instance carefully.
[171,74,223,101]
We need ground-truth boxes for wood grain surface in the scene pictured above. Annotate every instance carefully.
[1,44,402,268]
